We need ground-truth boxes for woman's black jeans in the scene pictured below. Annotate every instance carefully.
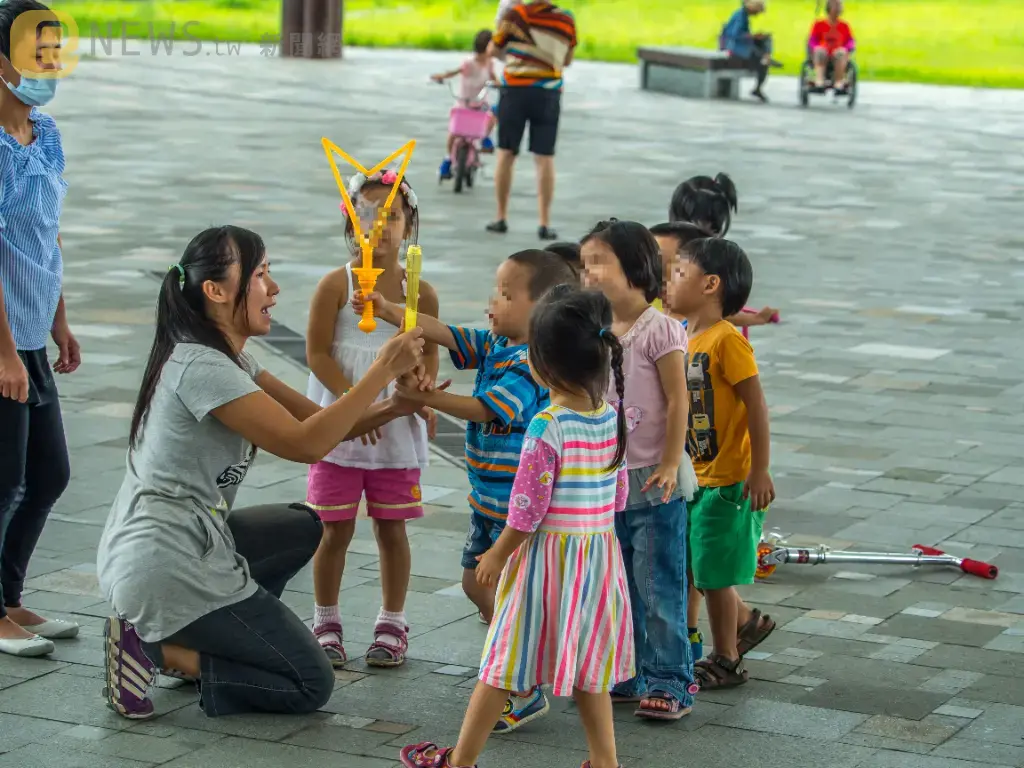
[141,503,334,717]
[0,349,71,619]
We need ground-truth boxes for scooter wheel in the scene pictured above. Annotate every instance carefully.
[755,543,777,579]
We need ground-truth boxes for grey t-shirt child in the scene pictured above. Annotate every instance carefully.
[97,343,265,643]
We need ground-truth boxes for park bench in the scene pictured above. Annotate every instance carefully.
[637,46,755,100]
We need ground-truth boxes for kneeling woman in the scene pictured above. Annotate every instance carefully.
[97,226,425,720]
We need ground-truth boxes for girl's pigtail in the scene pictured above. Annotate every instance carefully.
[604,333,628,472]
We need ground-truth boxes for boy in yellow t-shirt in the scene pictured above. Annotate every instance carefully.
[664,236,775,690]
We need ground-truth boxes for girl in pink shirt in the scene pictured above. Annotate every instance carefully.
[580,219,698,721]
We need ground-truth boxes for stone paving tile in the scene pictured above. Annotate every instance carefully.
[853,714,965,744]
[711,700,868,740]
[868,752,1009,768]
[912,645,1024,679]
[0,671,193,729]
[932,735,1024,767]
[160,736,397,768]
[961,703,1024,748]
[798,682,952,720]
[873,615,1007,648]
[0,743,155,768]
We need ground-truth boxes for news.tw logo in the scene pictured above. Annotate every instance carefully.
[10,10,79,78]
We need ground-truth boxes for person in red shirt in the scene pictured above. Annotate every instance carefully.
[809,0,855,90]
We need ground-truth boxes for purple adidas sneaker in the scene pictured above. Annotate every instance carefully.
[103,616,156,719]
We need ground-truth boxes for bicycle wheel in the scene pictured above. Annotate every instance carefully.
[453,143,470,194]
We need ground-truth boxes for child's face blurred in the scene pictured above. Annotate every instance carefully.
[354,184,408,254]
[666,253,719,317]
[488,260,534,340]
[581,239,631,301]
[653,234,679,302]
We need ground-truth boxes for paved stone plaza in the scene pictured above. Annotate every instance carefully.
[1,46,1023,767]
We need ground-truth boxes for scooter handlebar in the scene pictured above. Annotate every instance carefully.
[961,558,999,579]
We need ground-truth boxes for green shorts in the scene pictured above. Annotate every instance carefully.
[688,482,765,591]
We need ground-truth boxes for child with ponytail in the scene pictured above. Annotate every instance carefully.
[399,284,633,768]
[665,174,778,335]
[580,220,698,721]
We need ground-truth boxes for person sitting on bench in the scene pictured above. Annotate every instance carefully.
[809,0,855,91]
[719,1,781,103]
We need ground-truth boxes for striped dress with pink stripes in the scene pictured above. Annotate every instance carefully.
[478,403,635,696]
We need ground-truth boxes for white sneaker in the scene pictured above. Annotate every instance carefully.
[22,618,80,640]
[0,634,55,657]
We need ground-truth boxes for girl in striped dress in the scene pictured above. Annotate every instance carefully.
[400,285,632,768]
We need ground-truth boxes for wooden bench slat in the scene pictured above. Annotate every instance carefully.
[637,46,752,72]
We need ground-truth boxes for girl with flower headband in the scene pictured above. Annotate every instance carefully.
[305,169,440,668]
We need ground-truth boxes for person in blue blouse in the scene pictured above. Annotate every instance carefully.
[719,0,781,102]
[0,0,81,658]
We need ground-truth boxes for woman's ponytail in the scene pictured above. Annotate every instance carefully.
[603,332,628,472]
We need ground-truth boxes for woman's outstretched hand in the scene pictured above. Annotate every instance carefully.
[352,290,402,327]
[377,326,424,379]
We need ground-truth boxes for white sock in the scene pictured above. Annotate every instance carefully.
[314,604,342,644]
[376,608,407,646]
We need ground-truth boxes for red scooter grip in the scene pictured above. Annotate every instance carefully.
[961,558,999,579]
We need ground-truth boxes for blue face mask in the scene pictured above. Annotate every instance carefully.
[5,73,58,107]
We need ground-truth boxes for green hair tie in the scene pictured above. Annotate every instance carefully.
[169,263,185,288]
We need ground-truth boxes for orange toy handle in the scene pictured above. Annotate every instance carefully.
[359,298,376,332]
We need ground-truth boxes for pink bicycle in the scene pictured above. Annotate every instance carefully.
[440,80,495,194]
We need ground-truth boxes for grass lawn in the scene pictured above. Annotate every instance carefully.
[51,0,1024,89]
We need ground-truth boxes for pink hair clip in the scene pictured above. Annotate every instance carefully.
[380,170,398,185]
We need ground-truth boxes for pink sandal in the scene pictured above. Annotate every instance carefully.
[313,621,347,668]
[366,620,409,667]
[400,742,473,768]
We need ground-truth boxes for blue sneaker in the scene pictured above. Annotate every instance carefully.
[439,158,452,180]
[689,630,704,662]
[481,136,495,152]
[492,687,549,733]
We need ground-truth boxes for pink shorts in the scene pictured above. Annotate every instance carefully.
[306,463,424,522]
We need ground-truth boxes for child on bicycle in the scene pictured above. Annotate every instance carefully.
[432,29,497,180]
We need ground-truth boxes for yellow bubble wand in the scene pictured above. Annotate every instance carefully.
[321,138,417,332]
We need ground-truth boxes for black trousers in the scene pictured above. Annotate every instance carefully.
[142,503,334,717]
[746,37,772,90]
[0,348,70,619]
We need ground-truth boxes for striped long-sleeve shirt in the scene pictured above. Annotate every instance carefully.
[448,325,548,522]
[0,109,66,351]
[493,1,577,90]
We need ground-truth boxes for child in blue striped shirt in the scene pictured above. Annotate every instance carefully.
[356,248,577,732]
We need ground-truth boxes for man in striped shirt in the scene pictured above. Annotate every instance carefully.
[486,1,577,242]
[0,0,81,657]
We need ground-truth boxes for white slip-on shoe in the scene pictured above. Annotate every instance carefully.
[0,634,55,657]
[22,618,80,640]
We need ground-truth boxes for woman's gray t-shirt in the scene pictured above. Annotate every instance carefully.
[97,343,264,643]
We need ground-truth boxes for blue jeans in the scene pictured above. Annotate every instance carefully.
[613,499,695,706]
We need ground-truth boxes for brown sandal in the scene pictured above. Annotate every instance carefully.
[737,608,775,656]
[695,654,749,690]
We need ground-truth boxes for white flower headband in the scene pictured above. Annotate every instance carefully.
[340,168,419,219]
